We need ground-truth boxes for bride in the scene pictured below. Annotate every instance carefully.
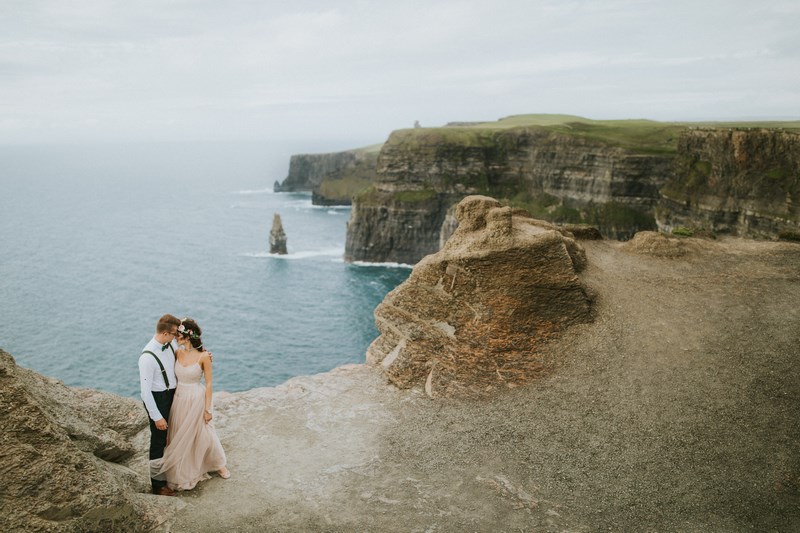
[150,317,230,490]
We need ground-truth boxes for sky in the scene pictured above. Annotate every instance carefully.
[1,0,799,146]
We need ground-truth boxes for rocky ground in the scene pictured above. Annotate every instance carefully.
[143,236,799,532]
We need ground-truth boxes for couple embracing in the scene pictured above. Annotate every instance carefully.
[138,314,230,496]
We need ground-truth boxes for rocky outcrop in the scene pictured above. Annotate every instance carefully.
[269,213,287,254]
[345,125,673,263]
[365,196,594,397]
[657,128,800,238]
[0,350,181,532]
[274,148,378,206]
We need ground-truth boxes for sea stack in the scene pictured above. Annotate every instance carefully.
[269,213,288,254]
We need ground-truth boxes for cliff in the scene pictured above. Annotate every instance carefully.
[274,146,379,206]
[657,128,800,239]
[344,116,800,264]
[345,119,677,263]
[3,233,800,531]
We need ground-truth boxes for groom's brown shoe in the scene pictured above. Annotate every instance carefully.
[153,486,177,496]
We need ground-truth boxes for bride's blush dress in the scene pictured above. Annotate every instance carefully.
[150,360,227,490]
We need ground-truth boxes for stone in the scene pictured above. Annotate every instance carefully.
[0,349,180,532]
[621,231,690,258]
[560,224,603,240]
[269,213,288,255]
[366,195,594,397]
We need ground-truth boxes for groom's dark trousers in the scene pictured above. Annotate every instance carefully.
[148,388,175,491]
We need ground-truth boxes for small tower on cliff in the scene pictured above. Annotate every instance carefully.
[269,213,288,255]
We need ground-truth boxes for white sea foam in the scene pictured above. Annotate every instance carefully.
[231,187,274,195]
[242,248,343,260]
[309,204,350,210]
[349,260,414,269]
[286,201,313,209]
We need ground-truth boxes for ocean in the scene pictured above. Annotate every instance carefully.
[0,141,410,397]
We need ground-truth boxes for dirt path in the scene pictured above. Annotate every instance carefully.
[154,237,800,532]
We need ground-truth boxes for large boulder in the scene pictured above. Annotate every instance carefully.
[367,195,594,397]
[0,349,181,532]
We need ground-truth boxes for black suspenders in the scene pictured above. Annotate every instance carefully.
[143,344,175,389]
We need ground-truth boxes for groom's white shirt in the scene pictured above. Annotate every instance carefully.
[138,337,178,421]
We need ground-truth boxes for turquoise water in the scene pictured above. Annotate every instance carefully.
[0,142,410,397]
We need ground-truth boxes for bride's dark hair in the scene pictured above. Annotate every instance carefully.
[178,318,205,351]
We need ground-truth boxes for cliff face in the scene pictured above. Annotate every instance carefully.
[274,149,378,206]
[275,151,357,192]
[657,129,800,238]
[344,187,449,264]
[345,122,800,264]
[345,127,673,263]
[0,350,181,532]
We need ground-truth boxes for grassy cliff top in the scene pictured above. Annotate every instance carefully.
[388,115,800,155]
[354,142,384,154]
[471,114,800,129]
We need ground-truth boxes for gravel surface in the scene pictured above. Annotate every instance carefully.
[155,237,800,532]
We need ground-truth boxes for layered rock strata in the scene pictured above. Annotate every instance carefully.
[366,196,594,397]
[345,187,450,264]
[0,350,181,532]
[345,122,800,265]
[345,127,673,263]
[657,128,800,238]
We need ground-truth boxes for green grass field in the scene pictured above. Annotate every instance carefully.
[388,115,800,155]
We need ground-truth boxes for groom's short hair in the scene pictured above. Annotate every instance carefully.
[156,314,181,333]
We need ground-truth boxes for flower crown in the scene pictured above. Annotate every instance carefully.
[177,322,200,340]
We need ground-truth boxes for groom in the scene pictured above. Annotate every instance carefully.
[139,314,181,496]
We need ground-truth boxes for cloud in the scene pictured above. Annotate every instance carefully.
[0,0,798,143]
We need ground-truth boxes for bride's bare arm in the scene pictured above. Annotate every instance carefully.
[200,352,213,424]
